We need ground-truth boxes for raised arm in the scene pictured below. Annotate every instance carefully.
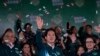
[35,16,44,49]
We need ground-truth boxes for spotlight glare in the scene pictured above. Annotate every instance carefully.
[4,3,7,6]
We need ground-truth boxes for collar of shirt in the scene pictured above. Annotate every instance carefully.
[6,42,14,49]
[47,43,55,49]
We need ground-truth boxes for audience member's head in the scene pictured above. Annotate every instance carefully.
[85,36,96,52]
[69,26,77,35]
[1,28,16,44]
[77,45,85,56]
[24,23,32,32]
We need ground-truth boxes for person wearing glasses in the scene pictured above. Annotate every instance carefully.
[82,36,100,56]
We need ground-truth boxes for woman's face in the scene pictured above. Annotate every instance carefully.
[72,27,77,34]
[4,31,15,43]
[23,44,30,54]
[77,47,85,56]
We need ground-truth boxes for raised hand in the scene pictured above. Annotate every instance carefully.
[36,16,43,29]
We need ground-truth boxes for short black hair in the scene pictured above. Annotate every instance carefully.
[86,25,92,29]
[85,36,96,43]
[44,28,56,37]
[24,23,32,29]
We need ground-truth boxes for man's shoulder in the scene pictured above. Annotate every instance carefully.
[82,50,100,56]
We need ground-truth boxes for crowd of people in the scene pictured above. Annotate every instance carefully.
[0,16,100,56]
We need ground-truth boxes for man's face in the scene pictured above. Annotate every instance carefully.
[86,27,92,34]
[26,25,31,32]
[45,30,56,44]
[86,38,95,50]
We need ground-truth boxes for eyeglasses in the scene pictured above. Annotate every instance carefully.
[86,41,94,43]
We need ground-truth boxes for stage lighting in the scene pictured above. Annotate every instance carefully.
[52,0,63,6]
[4,0,21,4]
